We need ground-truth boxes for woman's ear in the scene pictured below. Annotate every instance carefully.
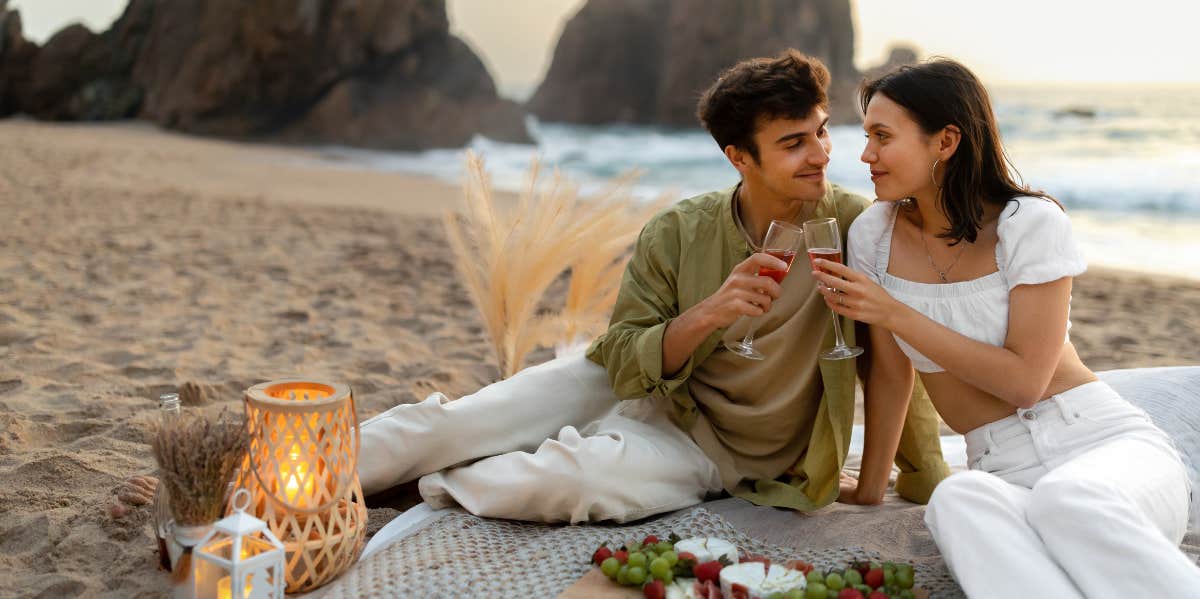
[938,124,962,160]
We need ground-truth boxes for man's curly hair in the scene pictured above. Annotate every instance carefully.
[696,49,831,162]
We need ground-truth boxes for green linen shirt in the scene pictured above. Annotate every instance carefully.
[586,184,950,510]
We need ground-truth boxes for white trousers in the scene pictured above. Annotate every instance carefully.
[925,381,1199,598]
[357,354,724,523]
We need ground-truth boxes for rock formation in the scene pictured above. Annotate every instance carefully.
[529,0,862,126]
[0,0,530,149]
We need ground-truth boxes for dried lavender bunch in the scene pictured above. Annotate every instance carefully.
[151,409,246,526]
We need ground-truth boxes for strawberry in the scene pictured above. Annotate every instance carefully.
[864,567,884,589]
[642,534,660,546]
[692,560,723,584]
[677,551,697,563]
[592,544,613,566]
[867,592,888,599]
[729,583,750,599]
[642,579,665,599]
[785,559,814,574]
[838,589,865,599]
[614,550,629,565]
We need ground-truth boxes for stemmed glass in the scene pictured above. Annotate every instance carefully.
[804,217,864,360]
[724,219,805,360]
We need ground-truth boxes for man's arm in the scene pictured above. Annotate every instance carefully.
[661,253,790,377]
[589,221,787,398]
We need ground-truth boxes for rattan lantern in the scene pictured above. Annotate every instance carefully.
[191,489,285,599]
[237,379,367,593]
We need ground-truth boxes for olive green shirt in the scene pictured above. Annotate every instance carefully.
[586,184,950,510]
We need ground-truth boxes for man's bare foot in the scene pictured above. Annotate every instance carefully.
[108,474,157,519]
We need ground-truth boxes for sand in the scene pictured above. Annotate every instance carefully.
[1,119,1198,597]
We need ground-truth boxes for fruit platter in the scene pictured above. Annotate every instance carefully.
[558,533,929,599]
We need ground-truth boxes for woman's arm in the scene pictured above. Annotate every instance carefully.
[842,321,915,505]
[813,259,1072,409]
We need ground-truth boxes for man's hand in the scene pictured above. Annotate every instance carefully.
[696,252,787,329]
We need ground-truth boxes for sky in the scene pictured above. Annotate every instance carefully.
[10,0,1200,99]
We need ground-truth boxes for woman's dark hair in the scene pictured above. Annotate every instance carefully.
[697,49,830,163]
[860,58,1056,244]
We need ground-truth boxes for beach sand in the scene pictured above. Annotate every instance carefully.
[1,120,1197,597]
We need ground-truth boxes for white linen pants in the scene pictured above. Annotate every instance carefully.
[356,353,724,523]
[925,381,1199,598]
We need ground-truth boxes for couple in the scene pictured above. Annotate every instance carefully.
[359,51,1199,595]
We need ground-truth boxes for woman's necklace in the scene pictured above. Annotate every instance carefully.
[920,227,968,283]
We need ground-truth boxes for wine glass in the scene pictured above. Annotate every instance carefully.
[804,217,864,360]
[724,219,805,360]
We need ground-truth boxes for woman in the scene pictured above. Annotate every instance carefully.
[817,59,1199,597]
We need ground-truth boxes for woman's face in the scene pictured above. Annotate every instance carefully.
[860,94,941,202]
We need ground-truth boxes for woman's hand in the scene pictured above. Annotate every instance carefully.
[836,472,882,505]
[812,259,902,330]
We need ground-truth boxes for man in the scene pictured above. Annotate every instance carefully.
[358,50,949,522]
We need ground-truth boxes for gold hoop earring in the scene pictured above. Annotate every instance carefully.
[931,159,943,190]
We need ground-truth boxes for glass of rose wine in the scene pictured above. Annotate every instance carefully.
[724,219,805,360]
[804,217,864,360]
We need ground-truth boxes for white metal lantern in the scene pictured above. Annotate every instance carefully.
[190,489,285,599]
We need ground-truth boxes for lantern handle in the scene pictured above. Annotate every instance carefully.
[230,488,252,513]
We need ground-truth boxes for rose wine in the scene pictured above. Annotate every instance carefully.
[807,247,842,273]
[758,250,796,283]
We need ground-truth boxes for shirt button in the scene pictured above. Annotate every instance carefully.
[1022,412,1037,421]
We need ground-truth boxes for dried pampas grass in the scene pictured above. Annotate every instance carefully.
[444,152,672,379]
[150,409,246,526]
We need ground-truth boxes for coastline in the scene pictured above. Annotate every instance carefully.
[1,119,1197,596]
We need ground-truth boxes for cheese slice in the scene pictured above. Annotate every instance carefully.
[672,537,739,565]
[719,562,808,598]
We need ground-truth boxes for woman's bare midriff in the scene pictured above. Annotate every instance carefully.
[924,341,1099,434]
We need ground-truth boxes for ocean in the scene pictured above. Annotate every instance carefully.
[307,85,1200,279]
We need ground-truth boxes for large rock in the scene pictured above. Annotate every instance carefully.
[0,4,38,117]
[862,44,920,81]
[0,0,530,149]
[529,0,862,127]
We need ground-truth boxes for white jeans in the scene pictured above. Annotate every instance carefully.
[925,381,1199,598]
[357,354,723,523]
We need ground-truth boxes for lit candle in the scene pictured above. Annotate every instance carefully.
[281,443,315,507]
[217,575,253,599]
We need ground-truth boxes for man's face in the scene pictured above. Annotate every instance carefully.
[739,108,832,203]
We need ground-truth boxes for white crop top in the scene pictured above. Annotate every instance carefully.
[847,198,1088,373]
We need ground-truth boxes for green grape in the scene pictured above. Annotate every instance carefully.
[826,590,838,599]
[655,542,674,553]
[626,566,647,586]
[649,558,671,580]
[883,568,896,588]
[617,564,630,586]
[807,570,825,585]
[628,541,643,553]
[824,572,844,591]
[787,590,805,599]
[661,550,678,566]
[600,557,620,579]
[843,569,863,587]
[804,582,826,599]
[658,569,673,585]
[766,593,788,599]
[898,590,915,599]
[896,567,914,590]
[855,584,872,595]
[628,552,648,568]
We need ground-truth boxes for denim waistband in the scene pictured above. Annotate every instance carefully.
[964,380,1121,456]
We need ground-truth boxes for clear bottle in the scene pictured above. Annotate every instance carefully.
[153,392,181,570]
